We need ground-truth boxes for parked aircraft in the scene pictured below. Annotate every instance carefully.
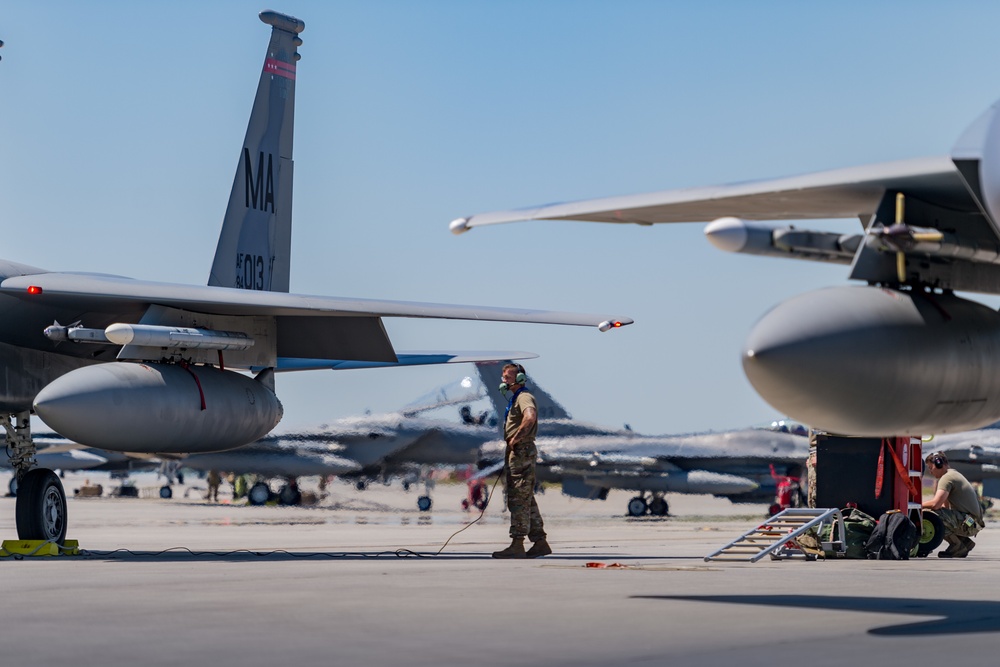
[181,376,500,510]
[0,11,630,544]
[473,362,807,516]
[451,95,1000,441]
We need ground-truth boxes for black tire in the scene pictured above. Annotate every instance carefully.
[248,482,271,506]
[417,495,433,512]
[649,497,669,516]
[627,496,648,517]
[15,469,68,543]
[159,485,173,499]
[916,510,945,557]
[278,484,301,506]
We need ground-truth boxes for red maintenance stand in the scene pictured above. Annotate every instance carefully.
[813,433,942,557]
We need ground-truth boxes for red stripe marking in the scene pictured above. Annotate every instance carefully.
[264,58,296,80]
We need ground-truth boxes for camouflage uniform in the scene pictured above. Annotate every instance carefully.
[933,469,984,539]
[504,390,546,541]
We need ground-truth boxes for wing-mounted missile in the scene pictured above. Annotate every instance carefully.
[704,217,861,264]
[33,362,283,453]
[43,322,111,344]
[105,324,254,351]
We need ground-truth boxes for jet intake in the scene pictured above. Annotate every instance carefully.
[704,217,860,264]
[33,362,283,453]
[744,285,1000,436]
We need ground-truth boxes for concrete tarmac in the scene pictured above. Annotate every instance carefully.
[1,472,997,667]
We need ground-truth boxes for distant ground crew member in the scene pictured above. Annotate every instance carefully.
[922,452,985,558]
[206,470,221,502]
[492,363,551,559]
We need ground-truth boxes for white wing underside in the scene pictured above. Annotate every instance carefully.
[453,156,967,228]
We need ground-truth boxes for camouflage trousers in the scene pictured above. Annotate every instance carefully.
[505,442,546,541]
[936,508,982,539]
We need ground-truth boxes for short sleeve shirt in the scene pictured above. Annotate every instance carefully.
[504,390,538,443]
[938,469,983,522]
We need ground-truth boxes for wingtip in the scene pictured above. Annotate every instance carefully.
[598,319,632,332]
[449,217,471,235]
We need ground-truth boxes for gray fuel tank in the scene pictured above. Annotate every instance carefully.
[34,362,283,453]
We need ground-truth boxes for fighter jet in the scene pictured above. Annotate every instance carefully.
[451,95,1000,441]
[473,362,807,516]
[0,11,630,544]
[180,375,501,510]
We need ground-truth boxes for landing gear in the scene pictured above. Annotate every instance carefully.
[3,412,67,543]
[627,496,648,517]
[248,481,271,506]
[15,468,68,543]
[627,492,669,517]
[648,495,669,516]
[278,481,301,506]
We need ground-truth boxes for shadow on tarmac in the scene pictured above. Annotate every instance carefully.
[61,549,684,563]
[634,594,1000,636]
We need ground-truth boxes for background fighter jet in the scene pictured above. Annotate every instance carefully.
[0,11,629,544]
[473,362,807,516]
[180,376,499,510]
[451,93,1000,441]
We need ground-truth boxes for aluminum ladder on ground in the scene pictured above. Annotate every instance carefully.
[704,508,846,562]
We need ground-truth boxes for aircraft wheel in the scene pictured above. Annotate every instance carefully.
[649,497,669,516]
[8,476,18,497]
[248,482,271,506]
[15,469,68,543]
[417,495,433,512]
[916,510,945,557]
[356,480,368,491]
[159,485,173,499]
[402,481,411,492]
[627,496,648,517]
[278,484,301,506]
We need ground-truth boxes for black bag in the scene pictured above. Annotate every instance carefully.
[865,511,917,560]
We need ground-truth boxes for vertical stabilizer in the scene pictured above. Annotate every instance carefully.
[209,11,305,292]
[474,361,573,421]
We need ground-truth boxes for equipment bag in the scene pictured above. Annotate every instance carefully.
[865,511,917,560]
[821,508,877,558]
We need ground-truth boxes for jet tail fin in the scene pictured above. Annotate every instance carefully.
[208,11,305,292]
[474,361,573,421]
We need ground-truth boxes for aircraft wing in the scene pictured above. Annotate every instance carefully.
[275,351,537,372]
[1,273,630,365]
[1,273,629,325]
[449,156,966,229]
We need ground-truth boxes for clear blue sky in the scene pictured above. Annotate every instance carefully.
[4,1,1000,435]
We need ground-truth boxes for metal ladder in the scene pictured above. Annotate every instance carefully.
[705,508,846,562]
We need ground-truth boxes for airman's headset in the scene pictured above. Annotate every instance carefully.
[927,452,947,469]
[498,363,527,394]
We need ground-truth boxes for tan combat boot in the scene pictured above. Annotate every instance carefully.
[492,538,526,559]
[526,538,552,558]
